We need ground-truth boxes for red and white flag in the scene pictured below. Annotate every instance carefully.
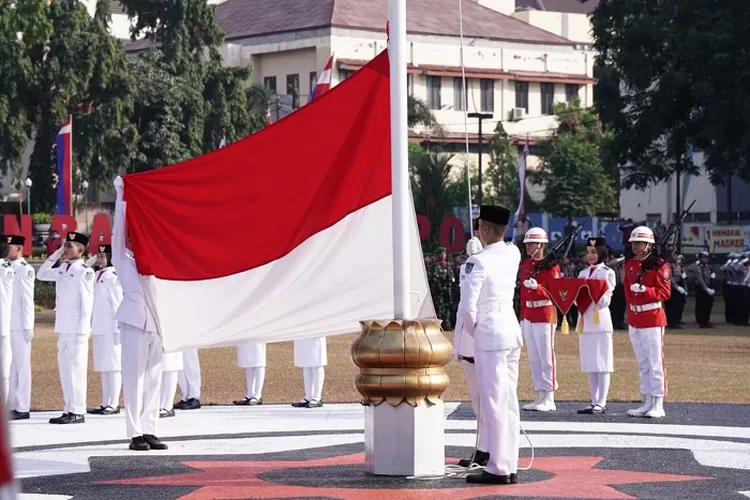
[515,139,529,220]
[307,56,333,103]
[121,50,434,351]
[266,102,272,127]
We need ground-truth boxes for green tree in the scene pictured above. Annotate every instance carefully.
[409,145,462,246]
[246,84,272,132]
[482,123,540,213]
[535,100,616,217]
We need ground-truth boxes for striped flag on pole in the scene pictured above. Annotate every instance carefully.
[266,102,272,127]
[308,56,333,103]
[55,116,73,215]
[515,138,529,219]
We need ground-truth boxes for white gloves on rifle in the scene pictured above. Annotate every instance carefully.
[677,286,687,296]
[706,288,715,296]
[523,278,538,290]
[630,283,646,293]
[710,272,716,279]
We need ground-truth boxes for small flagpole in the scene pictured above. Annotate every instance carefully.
[389,0,410,320]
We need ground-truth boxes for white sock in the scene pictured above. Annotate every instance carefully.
[253,367,266,400]
[588,373,598,405]
[310,366,325,402]
[110,371,122,408]
[596,372,610,407]
[160,371,179,410]
[101,372,110,408]
[302,367,313,401]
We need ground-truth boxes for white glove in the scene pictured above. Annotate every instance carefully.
[706,288,715,296]
[466,237,482,257]
[114,176,124,193]
[523,278,538,290]
[23,329,33,342]
[85,255,97,267]
[49,245,65,260]
[710,272,716,279]
[681,273,687,279]
[630,283,646,293]
[677,286,687,295]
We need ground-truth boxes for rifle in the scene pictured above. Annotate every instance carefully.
[635,200,696,284]
[530,219,589,278]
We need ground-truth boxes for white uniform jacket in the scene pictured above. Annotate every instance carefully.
[575,264,616,333]
[92,267,124,336]
[453,262,475,358]
[10,259,34,332]
[112,191,157,332]
[0,260,14,337]
[458,241,522,352]
[37,257,94,335]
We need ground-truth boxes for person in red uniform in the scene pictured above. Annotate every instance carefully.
[624,226,671,419]
[519,227,561,412]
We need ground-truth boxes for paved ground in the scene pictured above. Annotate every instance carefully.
[9,402,750,500]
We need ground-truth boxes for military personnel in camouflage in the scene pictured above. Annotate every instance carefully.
[666,255,687,328]
[693,251,715,328]
[428,247,456,330]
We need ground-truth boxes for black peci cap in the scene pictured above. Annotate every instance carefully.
[478,205,511,225]
[66,232,89,246]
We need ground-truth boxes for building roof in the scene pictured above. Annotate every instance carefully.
[515,0,599,15]
[128,0,573,48]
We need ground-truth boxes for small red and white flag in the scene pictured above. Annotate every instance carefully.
[121,51,434,351]
[307,56,333,103]
[266,102,272,127]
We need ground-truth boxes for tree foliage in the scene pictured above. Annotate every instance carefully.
[535,100,617,217]
[589,0,750,188]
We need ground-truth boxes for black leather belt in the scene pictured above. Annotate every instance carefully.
[458,355,475,364]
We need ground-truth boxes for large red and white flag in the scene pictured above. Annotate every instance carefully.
[121,51,434,351]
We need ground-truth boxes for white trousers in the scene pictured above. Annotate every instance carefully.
[461,360,488,452]
[177,348,201,401]
[100,371,122,408]
[161,370,179,410]
[9,330,31,413]
[475,348,521,476]
[521,320,557,392]
[302,367,325,401]
[628,326,667,397]
[57,333,89,415]
[0,336,10,405]
[121,325,163,439]
[587,372,611,407]
[245,367,266,399]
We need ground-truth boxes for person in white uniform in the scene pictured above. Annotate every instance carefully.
[460,205,523,486]
[452,233,490,468]
[112,176,167,451]
[85,244,124,415]
[0,237,16,407]
[575,237,616,414]
[159,350,184,418]
[37,231,94,425]
[175,348,201,410]
[233,342,267,406]
[7,235,35,421]
[291,337,327,408]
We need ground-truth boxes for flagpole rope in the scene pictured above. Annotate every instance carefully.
[409,0,535,481]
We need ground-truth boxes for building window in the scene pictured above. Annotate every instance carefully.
[453,77,465,111]
[480,79,494,113]
[309,71,317,93]
[286,74,299,108]
[427,76,441,110]
[339,69,354,81]
[541,83,555,114]
[565,83,579,102]
[263,76,277,94]
[514,81,528,111]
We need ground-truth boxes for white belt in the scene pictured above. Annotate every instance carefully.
[629,302,662,313]
[526,300,552,308]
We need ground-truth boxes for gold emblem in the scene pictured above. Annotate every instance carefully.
[589,239,596,247]
[560,289,568,301]
[67,233,76,241]
[99,245,106,253]
[6,236,11,243]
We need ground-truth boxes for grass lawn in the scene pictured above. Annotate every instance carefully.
[25,297,750,411]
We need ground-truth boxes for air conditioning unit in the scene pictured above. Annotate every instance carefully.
[510,107,525,121]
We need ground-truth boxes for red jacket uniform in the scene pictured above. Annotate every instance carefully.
[624,258,672,328]
[519,259,561,323]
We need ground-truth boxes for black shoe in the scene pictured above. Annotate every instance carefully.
[100,406,120,415]
[58,413,85,424]
[144,434,168,450]
[159,409,176,419]
[577,405,595,414]
[511,473,518,484]
[466,471,514,484]
[9,410,30,420]
[305,399,323,408]
[129,436,150,451]
[180,398,201,410]
[458,450,490,468]
[291,399,310,408]
[87,406,105,415]
[173,400,188,410]
[233,397,262,406]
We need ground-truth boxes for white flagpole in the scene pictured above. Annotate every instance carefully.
[389,0,410,320]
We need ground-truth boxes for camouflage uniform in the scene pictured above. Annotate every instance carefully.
[428,247,456,330]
